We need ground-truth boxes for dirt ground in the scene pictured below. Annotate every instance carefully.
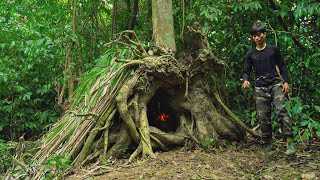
[66,140,320,180]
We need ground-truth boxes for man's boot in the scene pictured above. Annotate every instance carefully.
[285,137,296,155]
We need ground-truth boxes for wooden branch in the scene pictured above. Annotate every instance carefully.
[67,111,98,117]
[121,33,148,56]
[213,92,261,138]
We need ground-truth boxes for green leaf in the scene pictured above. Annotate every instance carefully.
[3,105,12,112]
[253,2,261,10]
[300,120,309,127]
[294,6,303,19]
[210,137,214,145]
[10,41,16,48]
[23,92,32,100]
[36,38,46,46]
[306,57,310,67]
[314,105,320,112]
[0,43,5,49]
[15,85,25,92]
[279,11,287,18]
[71,34,78,42]
[244,4,249,10]
[293,103,303,114]
[316,123,320,137]
[0,73,8,82]
[308,121,313,129]
[301,130,311,140]
[292,126,298,136]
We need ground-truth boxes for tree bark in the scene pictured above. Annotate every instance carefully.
[129,0,138,31]
[151,0,176,51]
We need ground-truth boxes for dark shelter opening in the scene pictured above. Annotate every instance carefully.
[147,88,178,132]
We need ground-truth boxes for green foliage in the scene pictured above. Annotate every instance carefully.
[0,0,114,140]
[0,139,14,173]
[286,97,320,143]
[71,47,128,109]
[43,154,72,179]
[244,110,257,127]
[0,0,69,140]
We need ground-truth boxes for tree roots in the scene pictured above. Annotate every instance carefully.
[71,31,255,165]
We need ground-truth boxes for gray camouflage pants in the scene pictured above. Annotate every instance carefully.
[255,81,293,140]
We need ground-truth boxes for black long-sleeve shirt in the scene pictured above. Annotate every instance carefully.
[243,45,290,87]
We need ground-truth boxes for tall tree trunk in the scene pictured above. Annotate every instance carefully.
[111,0,118,39]
[68,0,77,102]
[129,0,138,30]
[151,0,176,51]
[59,0,77,110]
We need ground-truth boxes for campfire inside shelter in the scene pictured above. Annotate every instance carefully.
[147,88,178,132]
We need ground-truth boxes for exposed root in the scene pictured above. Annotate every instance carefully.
[104,124,132,160]
[139,111,156,159]
[129,93,140,125]
[116,73,141,143]
[82,149,103,166]
[75,103,116,166]
[150,134,168,151]
[128,143,142,163]
[101,109,117,163]
[184,76,189,97]
[150,126,187,145]
[137,81,161,159]
[178,114,202,145]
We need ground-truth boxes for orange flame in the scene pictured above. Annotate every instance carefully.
[156,113,170,121]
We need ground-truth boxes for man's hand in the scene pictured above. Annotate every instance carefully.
[242,80,250,88]
[282,82,290,94]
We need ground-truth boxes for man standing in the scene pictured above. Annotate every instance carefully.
[242,22,296,155]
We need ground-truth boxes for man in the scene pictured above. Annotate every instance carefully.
[242,22,296,155]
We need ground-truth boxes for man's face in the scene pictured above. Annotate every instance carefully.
[251,31,266,46]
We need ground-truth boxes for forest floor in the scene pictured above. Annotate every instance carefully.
[66,139,320,180]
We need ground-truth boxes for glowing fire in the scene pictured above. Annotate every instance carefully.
[156,113,170,122]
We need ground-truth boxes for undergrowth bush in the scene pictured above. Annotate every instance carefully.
[0,139,14,173]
